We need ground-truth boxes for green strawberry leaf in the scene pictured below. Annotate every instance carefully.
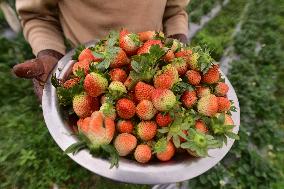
[128,33,142,46]
[153,137,167,153]
[106,30,119,47]
[72,45,86,60]
[51,74,61,88]
[225,131,240,140]
[101,144,119,168]
[172,81,194,95]
[64,141,87,155]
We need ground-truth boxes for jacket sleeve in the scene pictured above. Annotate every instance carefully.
[163,0,189,37]
[16,0,66,55]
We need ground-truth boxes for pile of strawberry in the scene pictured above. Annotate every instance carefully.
[52,29,239,168]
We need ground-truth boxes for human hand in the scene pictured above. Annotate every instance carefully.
[12,49,63,102]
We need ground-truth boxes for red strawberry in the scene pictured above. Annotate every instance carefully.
[77,117,91,133]
[72,59,90,76]
[79,111,115,148]
[117,120,134,133]
[137,40,162,55]
[109,47,130,68]
[196,86,211,98]
[181,90,197,108]
[114,133,137,156]
[154,64,179,89]
[134,81,155,101]
[186,70,201,85]
[138,31,155,42]
[134,144,152,163]
[137,121,157,141]
[217,97,231,112]
[116,98,136,119]
[163,50,175,62]
[197,94,218,117]
[156,113,173,127]
[202,65,220,84]
[84,72,108,97]
[151,89,176,111]
[73,93,99,118]
[156,141,175,161]
[78,48,102,62]
[109,68,127,83]
[175,49,192,63]
[119,29,141,55]
[215,82,229,96]
[63,78,80,89]
[124,75,133,90]
[195,120,208,133]
[136,100,157,120]
[171,57,188,75]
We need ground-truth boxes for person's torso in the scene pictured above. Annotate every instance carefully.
[58,0,167,46]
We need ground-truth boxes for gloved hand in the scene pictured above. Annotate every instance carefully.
[12,49,63,102]
[169,34,188,44]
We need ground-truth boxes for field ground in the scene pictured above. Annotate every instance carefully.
[0,0,283,188]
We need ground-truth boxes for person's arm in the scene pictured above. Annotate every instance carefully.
[163,0,189,43]
[16,0,66,55]
[13,0,65,102]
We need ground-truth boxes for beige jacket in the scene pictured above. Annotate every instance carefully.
[16,0,189,55]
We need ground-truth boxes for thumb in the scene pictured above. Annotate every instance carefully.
[12,59,44,78]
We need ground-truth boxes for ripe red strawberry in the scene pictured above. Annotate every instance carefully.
[151,89,176,111]
[116,98,136,119]
[197,94,218,117]
[171,57,188,75]
[137,40,162,55]
[119,29,141,55]
[84,72,108,97]
[114,133,137,156]
[72,59,90,76]
[109,68,127,83]
[186,70,201,85]
[217,97,231,112]
[138,31,155,42]
[136,100,157,120]
[134,81,155,101]
[63,78,80,89]
[202,65,220,84]
[175,49,192,63]
[181,90,197,108]
[156,141,175,161]
[77,117,91,133]
[215,82,229,96]
[195,120,208,133]
[79,111,115,148]
[109,47,130,68]
[196,86,211,98]
[73,93,99,118]
[78,48,102,62]
[156,113,173,127]
[137,121,157,141]
[154,64,179,89]
[117,120,134,133]
[134,144,152,163]
[163,50,175,62]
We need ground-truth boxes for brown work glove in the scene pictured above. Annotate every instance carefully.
[12,49,63,102]
[170,34,188,44]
